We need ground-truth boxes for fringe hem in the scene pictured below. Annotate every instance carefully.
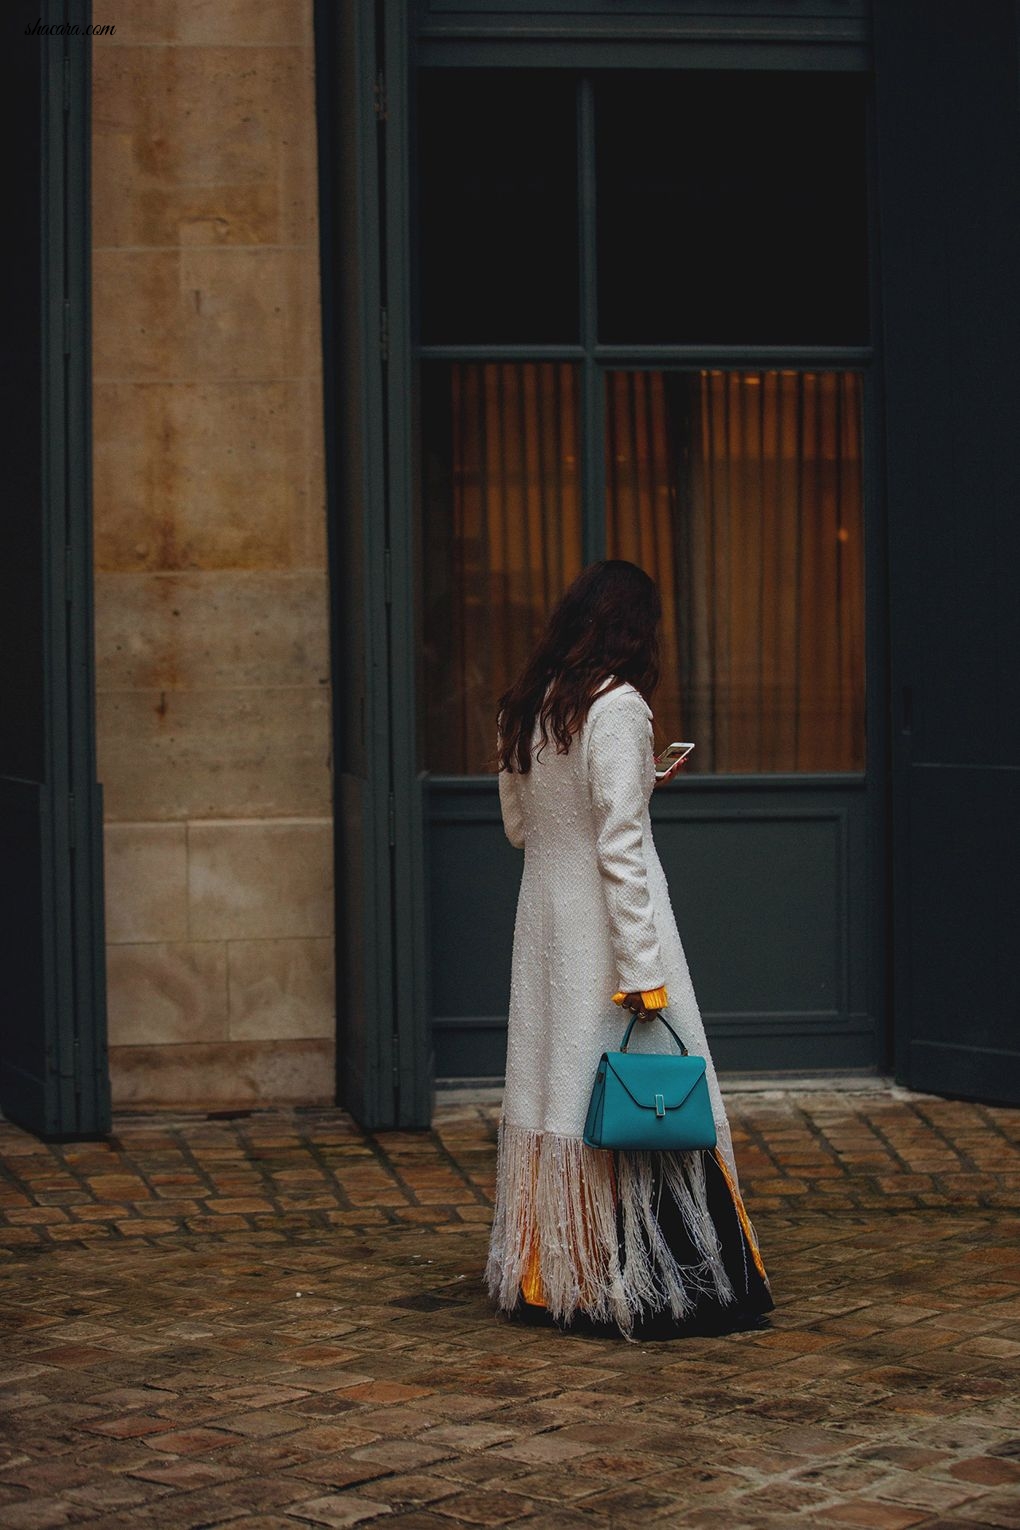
[485,1119,746,1335]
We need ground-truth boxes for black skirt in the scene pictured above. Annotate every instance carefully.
[508,1146,774,1341]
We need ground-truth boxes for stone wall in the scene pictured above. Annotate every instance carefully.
[91,0,335,1107]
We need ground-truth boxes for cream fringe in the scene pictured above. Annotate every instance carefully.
[485,1120,735,1334]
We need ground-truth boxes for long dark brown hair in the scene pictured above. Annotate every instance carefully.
[497,560,662,774]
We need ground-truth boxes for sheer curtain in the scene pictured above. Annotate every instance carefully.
[606,369,865,773]
[422,362,582,773]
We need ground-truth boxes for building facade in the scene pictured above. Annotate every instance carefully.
[1,0,1017,1136]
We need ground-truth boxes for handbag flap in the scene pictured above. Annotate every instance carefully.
[602,1051,708,1112]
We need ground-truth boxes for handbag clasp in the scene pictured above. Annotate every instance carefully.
[655,1092,665,1117]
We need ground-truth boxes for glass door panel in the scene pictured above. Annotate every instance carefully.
[417,70,580,345]
[421,361,583,773]
[595,72,869,344]
[605,369,865,773]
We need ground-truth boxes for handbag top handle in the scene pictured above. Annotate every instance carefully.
[620,1009,689,1055]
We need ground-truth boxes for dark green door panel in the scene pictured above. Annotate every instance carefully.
[653,799,871,1069]
[316,0,395,1127]
[0,2,109,1139]
[427,783,519,1078]
[904,768,1020,1103]
[0,783,60,1129]
[316,0,432,1126]
[875,0,1020,1105]
[428,777,874,1077]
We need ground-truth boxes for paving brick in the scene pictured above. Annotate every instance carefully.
[279,1460,393,1491]
[375,1517,462,1530]
[64,1476,169,1512]
[823,1503,931,1528]
[140,1425,238,1454]
[84,1413,179,1439]
[952,1494,1020,1528]
[950,1454,1020,1486]
[126,1458,244,1489]
[281,1494,395,1527]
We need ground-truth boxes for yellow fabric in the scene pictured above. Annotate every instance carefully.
[521,1238,546,1307]
[612,986,669,1011]
[712,1148,768,1282]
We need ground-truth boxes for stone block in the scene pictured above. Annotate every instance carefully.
[93,571,330,692]
[97,688,331,823]
[298,376,328,570]
[92,45,315,249]
[108,1038,334,1108]
[93,381,324,573]
[106,942,228,1046]
[93,0,310,48]
[103,823,188,943]
[187,818,333,940]
[118,181,287,251]
[227,938,334,1040]
[92,248,316,383]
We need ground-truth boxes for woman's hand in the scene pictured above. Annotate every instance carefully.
[653,755,686,789]
[619,991,658,1021]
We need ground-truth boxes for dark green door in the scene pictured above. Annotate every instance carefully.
[876,0,1020,1105]
[414,61,885,1079]
[316,0,432,1127]
[0,2,109,1138]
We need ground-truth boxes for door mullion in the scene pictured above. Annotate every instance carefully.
[382,0,432,1128]
[581,361,605,564]
[578,75,604,563]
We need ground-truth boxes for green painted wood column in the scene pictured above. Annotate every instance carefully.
[0,0,109,1139]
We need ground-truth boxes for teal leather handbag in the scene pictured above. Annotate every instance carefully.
[583,1010,718,1153]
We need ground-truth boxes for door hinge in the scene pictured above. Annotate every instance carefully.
[383,546,392,605]
[388,791,396,847]
[64,544,73,603]
[392,1031,400,1087]
[374,68,387,121]
[379,305,389,363]
[63,299,72,355]
[63,54,70,113]
[67,794,76,851]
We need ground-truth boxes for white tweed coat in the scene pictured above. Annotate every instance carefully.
[496,677,736,1181]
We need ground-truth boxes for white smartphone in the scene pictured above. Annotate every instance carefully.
[654,741,695,779]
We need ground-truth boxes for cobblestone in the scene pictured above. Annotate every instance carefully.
[0,1088,1017,1528]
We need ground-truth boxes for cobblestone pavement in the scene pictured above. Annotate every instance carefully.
[1,1088,1018,1529]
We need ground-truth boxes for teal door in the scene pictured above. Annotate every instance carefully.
[413,62,884,1079]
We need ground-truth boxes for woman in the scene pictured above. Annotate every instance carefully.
[486,560,773,1339]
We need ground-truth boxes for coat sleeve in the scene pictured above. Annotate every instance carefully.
[585,692,666,995]
[498,768,525,849]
